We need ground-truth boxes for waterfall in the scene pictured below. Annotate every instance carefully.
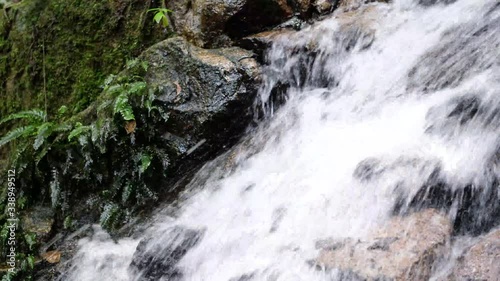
[63,0,499,280]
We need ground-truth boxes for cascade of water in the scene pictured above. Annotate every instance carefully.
[63,0,499,280]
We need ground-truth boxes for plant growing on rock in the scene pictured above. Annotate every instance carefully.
[148,7,172,28]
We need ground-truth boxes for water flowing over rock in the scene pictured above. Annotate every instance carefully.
[316,209,452,281]
[62,1,500,280]
[444,228,500,281]
[129,226,205,281]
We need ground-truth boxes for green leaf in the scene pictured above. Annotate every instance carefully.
[24,233,37,251]
[68,124,91,141]
[140,153,152,174]
[0,109,46,125]
[127,81,147,95]
[161,14,169,27]
[57,105,68,115]
[141,61,149,71]
[0,125,37,147]
[114,92,135,121]
[33,122,54,150]
[27,255,35,269]
[153,12,163,24]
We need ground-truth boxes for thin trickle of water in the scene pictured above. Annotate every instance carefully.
[64,0,499,280]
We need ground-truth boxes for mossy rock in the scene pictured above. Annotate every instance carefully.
[0,0,168,128]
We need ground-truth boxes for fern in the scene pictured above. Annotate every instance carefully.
[122,183,134,204]
[68,123,91,142]
[100,203,122,230]
[0,125,37,147]
[114,92,135,121]
[127,81,147,95]
[0,109,46,125]
[139,153,152,174]
[33,122,55,150]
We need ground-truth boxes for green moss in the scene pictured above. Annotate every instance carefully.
[0,0,167,124]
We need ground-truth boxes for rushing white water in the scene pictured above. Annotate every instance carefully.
[63,0,499,280]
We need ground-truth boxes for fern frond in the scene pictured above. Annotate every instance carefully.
[114,92,135,121]
[11,141,30,172]
[0,109,46,125]
[127,81,147,95]
[122,183,134,204]
[53,123,73,133]
[33,122,55,150]
[0,125,37,147]
[68,125,91,142]
[35,145,50,165]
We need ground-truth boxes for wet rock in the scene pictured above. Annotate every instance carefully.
[168,0,316,48]
[425,93,500,136]
[337,0,389,12]
[316,209,452,281]
[129,226,204,281]
[407,7,500,93]
[417,0,457,7]
[238,29,294,61]
[229,272,256,281]
[139,36,260,163]
[313,0,336,14]
[395,170,500,236]
[21,206,54,242]
[446,228,500,281]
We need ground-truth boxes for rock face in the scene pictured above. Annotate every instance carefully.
[139,36,259,163]
[316,209,452,281]
[129,226,204,281]
[446,229,500,281]
[21,206,54,242]
[168,0,338,48]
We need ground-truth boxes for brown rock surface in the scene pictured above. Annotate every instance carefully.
[316,209,452,281]
[447,229,500,281]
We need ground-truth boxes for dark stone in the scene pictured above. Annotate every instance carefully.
[168,0,320,48]
[394,176,500,236]
[353,158,384,182]
[138,37,260,177]
[417,0,457,7]
[129,226,204,281]
[229,272,256,281]
[238,29,294,62]
[425,93,500,137]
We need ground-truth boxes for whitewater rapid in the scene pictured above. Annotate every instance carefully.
[63,0,499,280]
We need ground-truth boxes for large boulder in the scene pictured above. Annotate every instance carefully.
[168,0,324,48]
[316,209,452,281]
[139,36,260,163]
[445,228,500,281]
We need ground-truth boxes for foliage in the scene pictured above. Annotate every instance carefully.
[0,0,168,134]
[148,6,172,28]
[0,57,171,279]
